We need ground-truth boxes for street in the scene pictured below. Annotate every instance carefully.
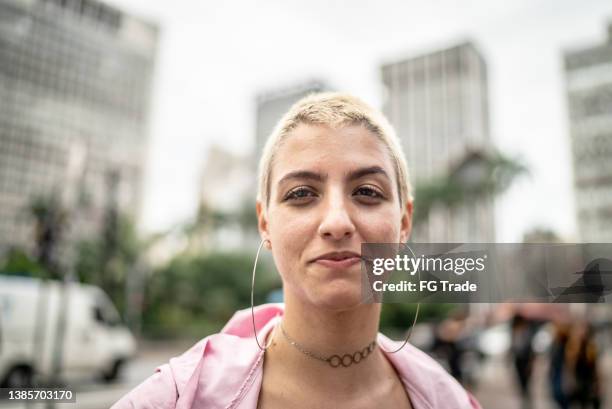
[473,352,612,409]
[0,340,193,409]
[1,342,610,409]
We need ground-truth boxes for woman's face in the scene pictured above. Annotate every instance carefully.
[256,124,413,311]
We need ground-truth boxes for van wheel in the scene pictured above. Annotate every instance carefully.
[1,366,33,388]
[102,359,123,382]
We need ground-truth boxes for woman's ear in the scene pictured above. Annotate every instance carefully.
[400,200,413,243]
[256,200,271,249]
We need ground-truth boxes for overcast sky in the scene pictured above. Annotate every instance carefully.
[105,0,612,242]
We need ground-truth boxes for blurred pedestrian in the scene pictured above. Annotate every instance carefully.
[509,312,536,409]
[434,309,469,385]
[566,322,601,409]
[550,322,572,409]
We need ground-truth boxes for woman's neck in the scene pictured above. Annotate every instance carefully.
[262,294,390,396]
[282,295,381,354]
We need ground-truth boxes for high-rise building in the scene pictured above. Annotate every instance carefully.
[564,23,612,242]
[0,0,158,255]
[199,145,252,215]
[196,144,256,251]
[381,42,495,242]
[255,80,328,164]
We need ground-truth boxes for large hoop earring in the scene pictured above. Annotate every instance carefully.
[379,242,421,354]
[252,238,274,351]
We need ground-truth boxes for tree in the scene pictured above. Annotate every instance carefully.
[75,213,142,317]
[413,150,528,223]
[522,227,562,243]
[28,193,69,278]
[0,247,48,278]
[142,251,279,339]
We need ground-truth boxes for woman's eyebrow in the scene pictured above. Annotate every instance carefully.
[277,170,325,187]
[277,166,390,187]
[346,166,390,182]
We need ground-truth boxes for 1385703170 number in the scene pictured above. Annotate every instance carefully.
[3,388,75,402]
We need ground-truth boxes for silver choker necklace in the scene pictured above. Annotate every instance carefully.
[279,323,377,368]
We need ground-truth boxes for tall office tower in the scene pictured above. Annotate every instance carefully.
[196,144,256,251]
[0,0,158,256]
[254,80,328,164]
[564,23,612,242]
[382,42,495,242]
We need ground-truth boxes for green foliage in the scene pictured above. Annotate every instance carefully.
[74,214,142,317]
[237,200,259,231]
[142,251,280,339]
[523,227,562,243]
[380,303,457,335]
[28,193,69,278]
[74,239,102,284]
[185,200,258,240]
[413,151,528,222]
[0,248,49,278]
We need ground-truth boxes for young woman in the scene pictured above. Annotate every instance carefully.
[112,93,481,409]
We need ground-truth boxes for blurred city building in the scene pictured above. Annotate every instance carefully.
[196,144,257,251]
[382,42,495,242]
[254,79,329,168]
[564,22,612,242]
[0,0,158,256]
[200,145,252,214]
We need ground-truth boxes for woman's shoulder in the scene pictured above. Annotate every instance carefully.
[111,332,263,409]
[109,338,206,409]
[379,336,481,409]
[111,305,282,409]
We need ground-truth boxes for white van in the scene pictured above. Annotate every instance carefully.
[0,275,136,387]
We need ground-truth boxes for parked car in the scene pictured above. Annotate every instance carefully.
[0,275,135,387]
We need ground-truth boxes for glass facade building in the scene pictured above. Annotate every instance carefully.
[565,23,612,242]
[254,80,328,164]
[382,42,495,242]
[0,0,158,254]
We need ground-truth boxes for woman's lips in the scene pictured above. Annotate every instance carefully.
[314,256,361,269]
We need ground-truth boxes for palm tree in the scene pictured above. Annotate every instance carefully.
[413,149,528,223]
[28,193,69,278]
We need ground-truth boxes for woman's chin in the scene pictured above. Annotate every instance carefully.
[309,282,365,311]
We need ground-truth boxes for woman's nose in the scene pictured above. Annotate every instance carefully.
[317,193,356,240]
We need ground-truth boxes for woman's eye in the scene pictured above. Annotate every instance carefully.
[354,186,384,200]
[284,187,316,201]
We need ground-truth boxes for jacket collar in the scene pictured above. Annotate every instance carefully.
[174,303,438,409]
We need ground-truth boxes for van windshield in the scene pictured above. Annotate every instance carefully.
[93,293,122,326]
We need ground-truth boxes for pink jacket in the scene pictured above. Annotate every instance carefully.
[112,303,481,409]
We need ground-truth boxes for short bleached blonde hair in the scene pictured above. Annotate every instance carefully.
[257,92,413,211]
